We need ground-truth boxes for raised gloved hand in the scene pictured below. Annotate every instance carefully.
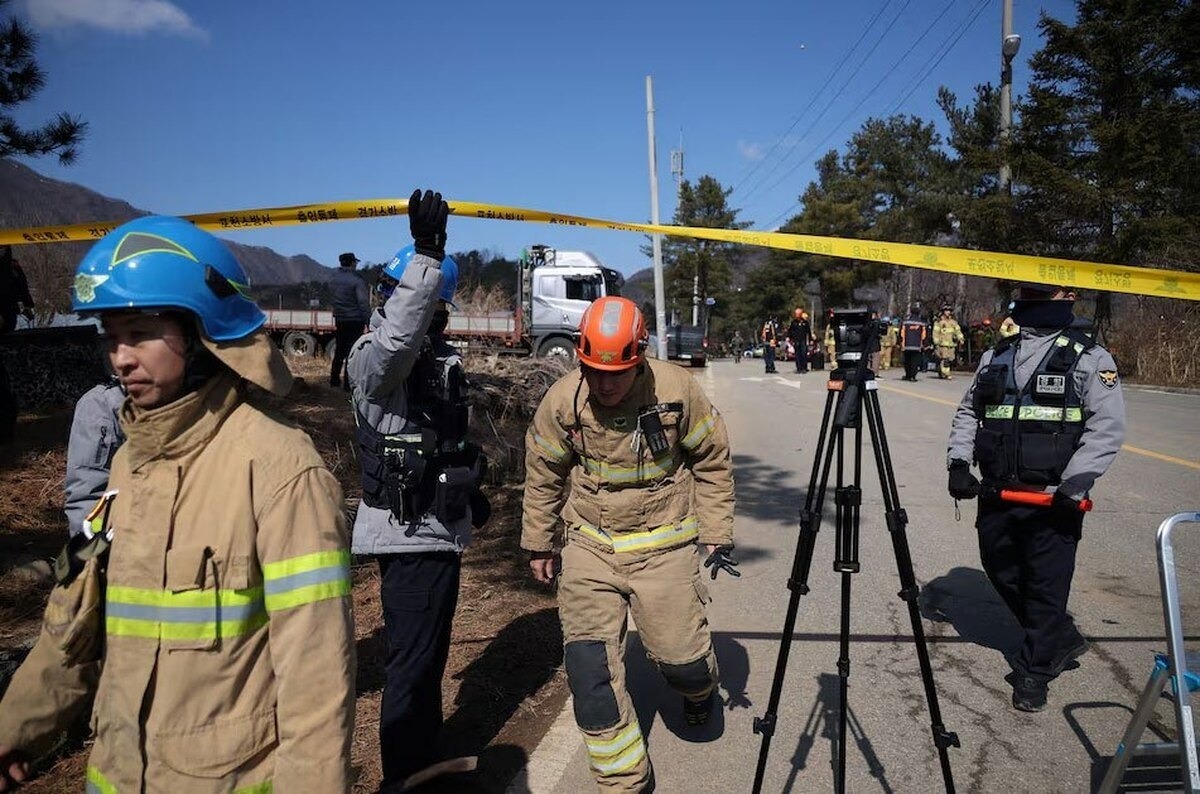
[704,545,741,580]
[408,188,449,261]
[947,460,980,500]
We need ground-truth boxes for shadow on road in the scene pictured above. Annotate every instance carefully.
[783,671,894,794]
[919,565,1024,657]
[624,631,752,746]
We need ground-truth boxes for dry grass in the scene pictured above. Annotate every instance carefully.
[0,350,569,793]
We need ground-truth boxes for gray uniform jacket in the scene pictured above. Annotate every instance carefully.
[346,254,472,555]
[947,325,1126,500]
[329,267,370,324]
[64,381,125,536]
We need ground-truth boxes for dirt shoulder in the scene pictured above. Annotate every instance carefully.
[0,354,570,793]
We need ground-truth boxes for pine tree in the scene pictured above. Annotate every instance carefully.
[0,0,87,163]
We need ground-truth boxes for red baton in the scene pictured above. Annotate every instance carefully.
[999,489,1093,512]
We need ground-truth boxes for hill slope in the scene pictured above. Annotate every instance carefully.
[0,160,332,285]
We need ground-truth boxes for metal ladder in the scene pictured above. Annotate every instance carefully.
[1099,512,1200,794]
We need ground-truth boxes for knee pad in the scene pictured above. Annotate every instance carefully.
[658,654,715,697]
[565,640,621,731]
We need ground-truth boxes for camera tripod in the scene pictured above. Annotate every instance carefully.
[751,345,959,793]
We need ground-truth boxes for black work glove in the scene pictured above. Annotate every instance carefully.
[1051,489,1081,516]
[704,545,741,580]
[947,461,980,500]
[408,188,449,261]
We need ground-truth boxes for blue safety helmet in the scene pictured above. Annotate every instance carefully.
[71,216,265,342]
[379,244,458,306]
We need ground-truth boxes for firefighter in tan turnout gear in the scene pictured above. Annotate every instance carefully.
[0,217,354,792]
[522,296,737,792]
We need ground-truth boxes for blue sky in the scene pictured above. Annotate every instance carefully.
[11,0,1077,279]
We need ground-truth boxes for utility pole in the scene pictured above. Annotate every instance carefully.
[646,76,668,360]
[999,0,1020,193]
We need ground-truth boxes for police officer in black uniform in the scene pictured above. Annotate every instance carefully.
[946,282,1126,712]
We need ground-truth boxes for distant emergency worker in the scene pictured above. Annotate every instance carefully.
[933,304,965,379]
[0,216,355,792]
[901,310,927,382]
[760,316,780,374]
[347,190,489,789]
[999,315,1019,339]
[946,282,1125,713]
[329,251,370,389]
[824,323,836,368]
[0,245,35,444]
[786,308,813,373]
[879,317,897,370]
[64,378,125,537]
[522,296,737,792]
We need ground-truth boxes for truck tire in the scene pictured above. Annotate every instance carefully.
[537,337,575,361]
[282,331,317,358]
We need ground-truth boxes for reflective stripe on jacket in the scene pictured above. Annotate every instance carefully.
[521,358,735,553]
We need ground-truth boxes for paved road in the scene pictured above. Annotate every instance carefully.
[514,360,1200,794]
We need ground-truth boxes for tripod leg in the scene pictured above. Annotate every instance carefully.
[864,388,960,792]
[834,419,863,794]
[752,389,841,794]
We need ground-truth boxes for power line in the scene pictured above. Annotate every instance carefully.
[759,0,991,231]
[731,0,894,194]
[737,0,916,206]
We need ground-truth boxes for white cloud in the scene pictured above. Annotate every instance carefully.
[27,0,207,41]
[738,140,765,161]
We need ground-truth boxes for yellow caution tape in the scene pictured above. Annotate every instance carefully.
[1,197,1196,301]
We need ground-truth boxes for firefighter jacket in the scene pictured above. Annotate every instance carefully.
[347,253,479,556]
[522,358,734,556]
[933,318,964,349]
[0,372,356,792]
[881,325,898,349]
[64,381,125,537]
[947,326,1126,500]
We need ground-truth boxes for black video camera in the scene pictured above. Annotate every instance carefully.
[831,308,886,367]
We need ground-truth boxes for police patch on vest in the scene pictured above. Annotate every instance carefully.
[1097,369,1119,389]
[1035,374,1066,395]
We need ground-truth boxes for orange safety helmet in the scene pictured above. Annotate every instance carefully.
[577,296,648,371]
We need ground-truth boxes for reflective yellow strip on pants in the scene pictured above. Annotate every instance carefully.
[262,549,351,613]
[234,781,274,793]
[576,516,699,553]
[86,766,117,794]
[984,405,1083,422]
[106,585,266,641]
[585,723,647,776]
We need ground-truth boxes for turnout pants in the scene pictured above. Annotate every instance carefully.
[977,501,1085,684]
[558,540,719,793]
[378,551,462,786]
[936,345,956,378]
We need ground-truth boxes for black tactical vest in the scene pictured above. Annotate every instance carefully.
[973,329,1093,486]
[354,338,478,522]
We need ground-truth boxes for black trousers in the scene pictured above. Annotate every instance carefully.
[378,552,462,785]
[0,359,14,445]
[792,341,808,372]
[977,501,1085,684]
[763,345,776,373]
[330,320,363,386]
[902,350,922,380]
